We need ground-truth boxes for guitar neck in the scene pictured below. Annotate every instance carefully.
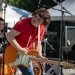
[47,59,61,65]
[29,56,61,65]
[29,56,75,69]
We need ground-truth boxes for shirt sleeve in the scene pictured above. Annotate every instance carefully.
[13,19,25,33]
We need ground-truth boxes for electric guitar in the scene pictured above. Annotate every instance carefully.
[4,45,75,69]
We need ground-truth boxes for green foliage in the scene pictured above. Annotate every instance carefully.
[6,0,59,12]
[6,0,39,12]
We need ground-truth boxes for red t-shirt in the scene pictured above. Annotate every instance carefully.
[13,18,45,48]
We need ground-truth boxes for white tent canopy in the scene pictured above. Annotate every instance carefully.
[48,0,75,21]
[2,4,32,28]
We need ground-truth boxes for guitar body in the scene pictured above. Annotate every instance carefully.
[4,46,41,75]
[4,45,75,75]
[4,45,30,75]
[3,45,18,75]
[4,45,18,64]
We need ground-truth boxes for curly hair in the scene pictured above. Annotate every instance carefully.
[0,17,4,21]
[32,8,51,27]
[0,17,4,25]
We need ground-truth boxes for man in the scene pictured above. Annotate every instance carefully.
[5,8,51,75]
[0,18,5,53]
[0,18,7,75]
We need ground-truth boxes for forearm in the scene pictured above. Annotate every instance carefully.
[38,44,42,56]
[37,41,43,56]
[6,33,22,51]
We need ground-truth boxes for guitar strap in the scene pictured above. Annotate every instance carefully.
[37,25,41,51]
[37,25,43,75]
[26,36,32,48]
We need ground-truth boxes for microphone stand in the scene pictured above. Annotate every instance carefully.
[59,0,74,74]
[59,2,64,75]
[43,38,55,74]
[43,38,46,74]
[61,6,73,16]
[51,0,73,75]
[2,1,7,75]
[44,38,55,51]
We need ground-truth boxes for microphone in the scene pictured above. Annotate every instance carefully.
[53,0,60,4]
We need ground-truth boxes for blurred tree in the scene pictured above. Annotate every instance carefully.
[6,0,65,12]
[6,0,38,12]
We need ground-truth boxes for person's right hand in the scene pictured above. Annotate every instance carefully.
[18,48,27,55]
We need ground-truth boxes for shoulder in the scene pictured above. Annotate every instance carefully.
[13,17,32,27]
[21,17,32,23]
[15,17,32,25]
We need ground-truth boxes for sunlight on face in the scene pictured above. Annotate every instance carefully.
[0,21,4,30]
[31,14,43,27]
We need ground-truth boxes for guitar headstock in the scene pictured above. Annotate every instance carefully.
[61,61,75,69]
